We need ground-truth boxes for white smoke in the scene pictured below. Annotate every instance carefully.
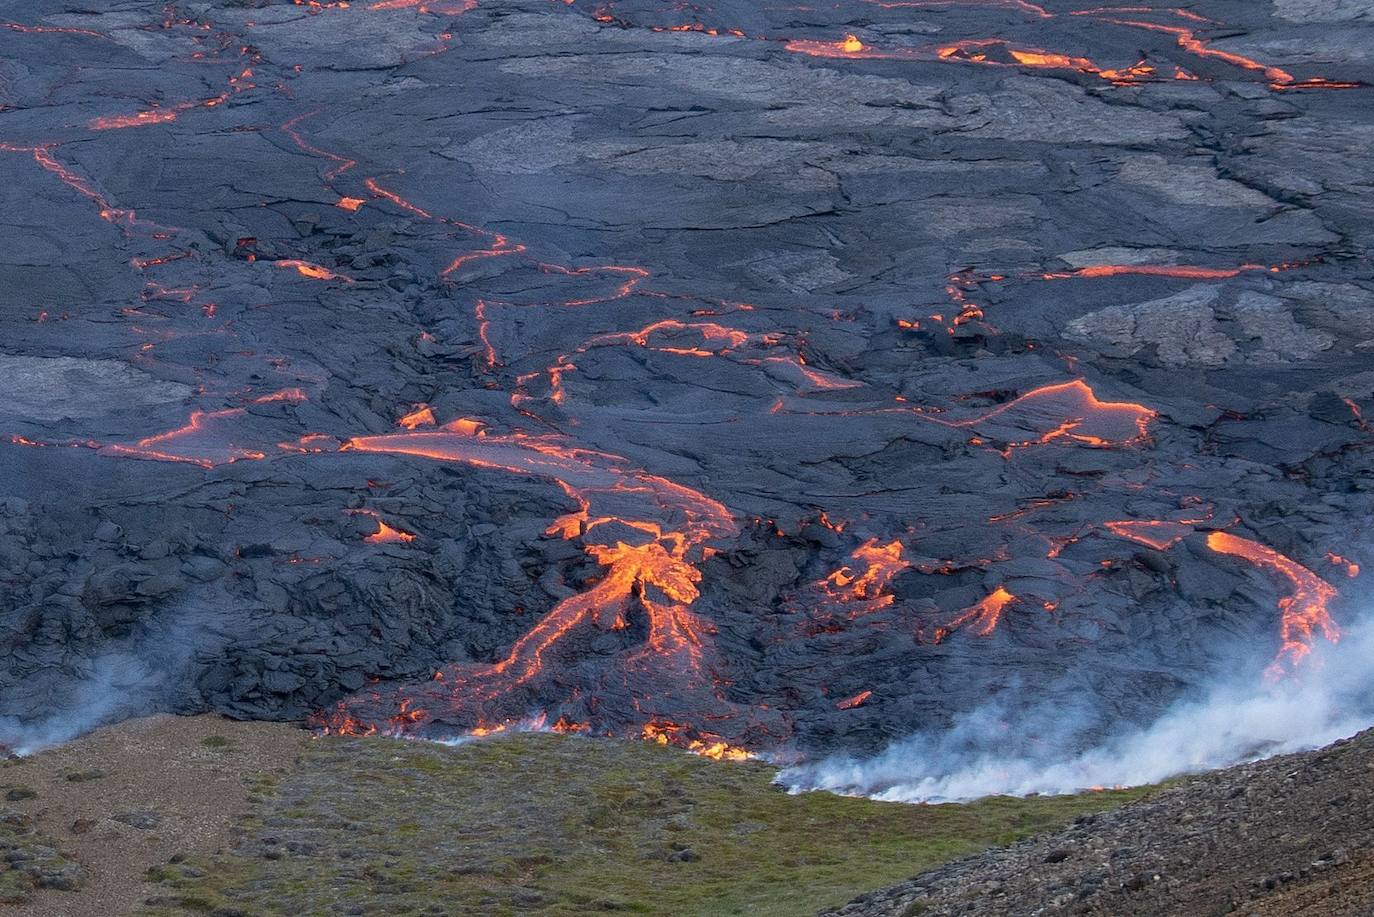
[782,612,1374,802]
[0,593,228,755]
[0,649,167,755]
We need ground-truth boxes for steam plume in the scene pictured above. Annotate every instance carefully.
[0,594,226,755]
[782,612,1374,802]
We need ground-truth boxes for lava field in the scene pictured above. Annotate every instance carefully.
[0,0,1370,764]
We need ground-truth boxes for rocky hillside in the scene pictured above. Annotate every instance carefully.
[826,728,1374,917]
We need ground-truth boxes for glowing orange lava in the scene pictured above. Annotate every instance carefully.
[1206,532,1340,676]
[1104,519,1193,551]
[367,520,417,543]
[398,405,437,429]
[1327,553,1360,578]
[89,109,180,130]
[784,36,921,59]
[950,380,1157,454]
[313,425,743,743]
[103,409,267,468]
[835,689,872,710]
[642,721,754,761]
[934,586,1017,643]
[820,538,910,616]
[1085,15,1360,90]
[276,259,352,282]
[1042,263,1270,281]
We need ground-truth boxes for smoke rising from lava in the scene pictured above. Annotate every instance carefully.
[0,593,230,755]
[783,606,1374,802]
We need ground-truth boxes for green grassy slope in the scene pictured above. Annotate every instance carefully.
[143,733,1148,916]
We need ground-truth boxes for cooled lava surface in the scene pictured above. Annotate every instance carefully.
[0,0,1370,762]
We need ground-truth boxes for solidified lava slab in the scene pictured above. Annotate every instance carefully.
[0,0,1370,760]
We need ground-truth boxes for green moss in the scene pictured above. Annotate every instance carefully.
[200,735,234,750]
[0,867,32,905]
[0,813,82,901]
[140,734,1150,916]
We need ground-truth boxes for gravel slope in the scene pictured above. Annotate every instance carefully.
[826,728,1374,917]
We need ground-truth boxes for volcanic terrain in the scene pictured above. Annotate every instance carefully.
[0,0,1371,792]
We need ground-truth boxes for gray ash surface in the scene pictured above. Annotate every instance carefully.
[0,0,1370,759]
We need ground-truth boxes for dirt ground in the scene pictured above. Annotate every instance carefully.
[1,714,309,916]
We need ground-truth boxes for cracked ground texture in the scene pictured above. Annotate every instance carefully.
[0,0,1370,767]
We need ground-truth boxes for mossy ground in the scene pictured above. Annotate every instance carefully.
[0,806,83,903]
[141,733,1147,916]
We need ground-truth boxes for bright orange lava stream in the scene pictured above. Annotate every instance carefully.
[309,426,743,749]
[784,35,921,59]
[276,259,352,282]
[784,4,1362,91]
[6,5,1358,758]
[642,721,754,761]
[1042,264,1271,281]
[1086,16,1360,90]
[944,380,1157,454]
[1206,532,1340,677]
[934,586,1017,643]
[1104,519,1194,551]
[835,689,873,710]
[820,538,910,616]
[364,518,417,543]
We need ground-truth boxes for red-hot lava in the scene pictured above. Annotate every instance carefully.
[932,586,1017,643]
[783,34,920,59]
[349,509,419,543]
[835,689,873,710]
[0,143,172,237]
[775,379,1156,457]
[780,3,1363,91]
[102,409,268,468]
[1105,518,1344,674]
[819,538,911,617]
[1,19,115,39]
[1080,13,1362,90]
[276,259,353,282]
[304,423,770,753]
[641,721,754,761]
[863,0,1051,18]
[1104,519,1194,551]
[398,405,438,429]
[369,0,477,11]
[369,520,416,543]
[5,0,1361,767]
[935,39,1159,84]
[1327,553,1360,578]
[945,380,1156,454]
[1206,532,1340,677]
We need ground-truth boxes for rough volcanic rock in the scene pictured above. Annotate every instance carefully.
[0,0,1369,762]
[0,357,194,421]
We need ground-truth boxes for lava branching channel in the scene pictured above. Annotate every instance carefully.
[0,0,1368,766]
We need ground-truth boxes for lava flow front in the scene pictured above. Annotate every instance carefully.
[0,0,1368,769]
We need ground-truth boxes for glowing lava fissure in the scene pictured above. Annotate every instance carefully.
[1105,519,1344,675]
[931,586,1017,643]
[1206,532,1341,678]
[6,0,1369,774]
[311,426,761,752]
[819,538,911,617]
[936,380,1157,455]
[773,2,1363,92]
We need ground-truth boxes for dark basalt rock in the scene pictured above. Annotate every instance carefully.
[0,0,1369,759]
